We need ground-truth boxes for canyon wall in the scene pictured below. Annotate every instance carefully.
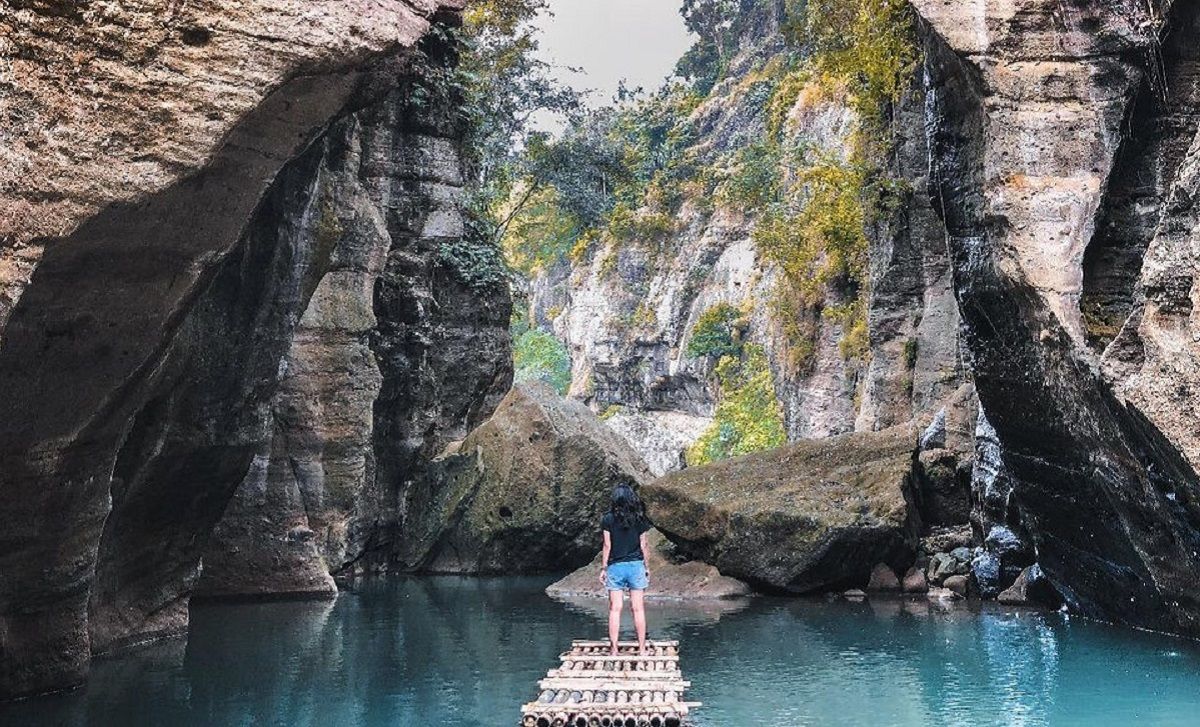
[915,0,1200,634]
[5,0,1200,703]
[524,0,1200,637]
[0,0,512,699]
[526,3,972,475]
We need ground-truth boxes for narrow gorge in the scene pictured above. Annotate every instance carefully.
[2,0,1200,713]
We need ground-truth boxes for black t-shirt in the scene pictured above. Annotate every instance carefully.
[602,512,651,564]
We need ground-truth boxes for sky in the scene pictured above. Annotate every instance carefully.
[533,0,694,127]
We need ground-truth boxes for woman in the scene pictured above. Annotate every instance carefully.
[597,484,652,655]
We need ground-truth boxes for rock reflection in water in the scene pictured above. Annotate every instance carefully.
[550,593,752,631]
[4,578,1200,727]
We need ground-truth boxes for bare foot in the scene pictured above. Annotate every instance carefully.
[610,643,619,656]
[638,644,648,657]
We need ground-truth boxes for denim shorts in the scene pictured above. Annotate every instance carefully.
[606,560,648,591]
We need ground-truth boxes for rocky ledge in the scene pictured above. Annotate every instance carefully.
[642,424,920,593]
[546,530,751,601]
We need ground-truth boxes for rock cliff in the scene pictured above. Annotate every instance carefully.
[6,0,1200,701]
[914,0,1200,635]
[523,1,971,477]
[0,0,512,699]
[522,0,1200,638]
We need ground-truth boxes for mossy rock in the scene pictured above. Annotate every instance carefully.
[399,383,653,573]
[643,423,921,593]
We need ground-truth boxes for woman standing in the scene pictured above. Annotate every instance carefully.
[597,484,652,655]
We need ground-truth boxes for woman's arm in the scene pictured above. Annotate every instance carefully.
[599,530,612,585]
[640,532,651,580]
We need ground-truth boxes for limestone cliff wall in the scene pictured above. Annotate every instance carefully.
[0,0,512,700]
[525,0,1200,640]
[195,67,512,597]
[527,4,971,475]
[915,0,1200,635]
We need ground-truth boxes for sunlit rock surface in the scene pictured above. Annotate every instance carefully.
[0,0,463,318]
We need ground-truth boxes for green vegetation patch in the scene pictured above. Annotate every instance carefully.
[512,327,572,395]
[686,345,786,466]
[686,302,745,359]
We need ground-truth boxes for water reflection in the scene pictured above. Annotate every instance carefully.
[550,592,752,629]
[4,578,1200,726]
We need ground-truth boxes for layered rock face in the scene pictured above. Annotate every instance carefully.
[195,60,511,598]
[642,424,920,593]
[526,4,972,473]
[915,0,1200,634]
[0,0,515,700]
[0,0,465,324]
[399,384,653,573]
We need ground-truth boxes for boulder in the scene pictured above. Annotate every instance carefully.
[998,564,1061,607]
[971,552,1003,598]
[902,567,928,593]
[983,524,1035,579]
[642,423,919,593]
[546,530,751,600]
[926,552,969,585]
[398,383,654,573]
[984,525,1025,557]
[943,575,969,597]
[867,563,902,592]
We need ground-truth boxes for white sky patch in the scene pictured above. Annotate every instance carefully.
[533,0,695,131]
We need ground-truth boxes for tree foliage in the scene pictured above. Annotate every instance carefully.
[459,0,582,244]
[513,326,572,394]
[676,0,760,93]
[686,303,744,359]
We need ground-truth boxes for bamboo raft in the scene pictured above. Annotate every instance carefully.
[519,640,698,727]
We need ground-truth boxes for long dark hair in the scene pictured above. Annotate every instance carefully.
[609,484,647,528]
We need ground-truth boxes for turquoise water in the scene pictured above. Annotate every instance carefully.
[5,576,1200,726]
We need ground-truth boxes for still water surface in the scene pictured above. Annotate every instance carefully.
[5,576,1200,726]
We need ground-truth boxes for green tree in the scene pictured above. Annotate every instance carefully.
[686,303,744,359]
[459,0,582,244]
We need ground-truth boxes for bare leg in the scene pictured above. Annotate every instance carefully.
[630,589,647,655]
[608,589,624,654]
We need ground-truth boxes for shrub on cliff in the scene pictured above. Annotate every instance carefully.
[686,345,786,465]
[686,302,744,359]
[513,327,571,395]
